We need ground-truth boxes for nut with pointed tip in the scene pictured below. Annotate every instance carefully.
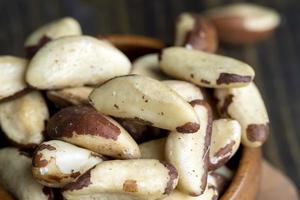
[62,159,178,200]
[175,13,218,53]
[46,106,140,159]
[214,82,270,147]
[89,75,200,133]
[166,100,212,196]
[47,86,94,107]
[159,47,255,88]
[0,56,28,100]
[209,119,241,170]
[131,53,168,80]
[25,17,82,57]
[32,140,103,188]
[26,36,131,90]
[0,91,49,146]
[163,80,204,102]
[205,3,280,45]
[0,147,54,200]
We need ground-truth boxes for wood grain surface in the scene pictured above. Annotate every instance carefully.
[0,0,299,191]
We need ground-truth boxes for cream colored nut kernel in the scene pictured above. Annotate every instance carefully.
[162,174,218,200]
[0,56,28,100]
[205,3,280,44]
[131,53,168,80]
[32,140,103,188]
[0,147,53,200]
[47,86,94,107]
[209,119,241,170]
[62,159,178,200]
[90,75,200,133]
[166,100,212,196]
[25,17,82,47]
[46,106,140,159]
[175,13,218,53]
[163,80,204,102]
[26,36,131,89]
[139,138,166,160]
[214,82,270,147]
[0,91,49,146]
[159,47,255,88]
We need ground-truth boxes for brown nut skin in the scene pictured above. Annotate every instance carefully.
[62,159,178,200]
[175,13,218,53]
[46,105,140,159]
[205,3,280,45]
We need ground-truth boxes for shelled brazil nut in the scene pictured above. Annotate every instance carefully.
[89,75,200,133]
[214,82,269,147]
[0,91,49,147]
[46,106,140,159]
[159,47,255,88]
[32,140,103,188]
[175,13,218,53]
[25,17,82,58]
[26,36,131,90]
[0,56,28,100]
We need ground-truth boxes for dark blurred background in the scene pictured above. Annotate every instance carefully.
[0,0,299,189]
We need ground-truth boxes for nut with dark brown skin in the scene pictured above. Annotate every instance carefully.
[25,17,82,58]
[175,13,218,53]
[166,100,212,196]
[0,56,28,101]
[214,82,270,147]
[205,3,280,45]
[32,140,103,188]
[0,91,49,146]
[47,86,94,108]
[46,106,140,159]
[62,159,178,200]
[159,47,255,88]
[208,119,241,170]
[89,75,200,133]
[0,147,54,200]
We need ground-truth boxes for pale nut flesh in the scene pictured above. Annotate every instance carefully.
[205,3,280,44]
[89,75,200,133]
[62,159,178,200]
[162,173,218,200]
[26,36,131,90]
[0,56,28,100]
[25,17,82,47]
[175,13,218,53]
[163,80,204,102]
[131,53,169,80]
[32,140,103,188]
[208,119,241,170]
[139,138,166,160]
[47,86,94,107]
[165,100,212,196]
[0,91,49,146]
[214,82,270,147]
[46,106,141,159]
[0,147,53,200]
[159,47,255,88]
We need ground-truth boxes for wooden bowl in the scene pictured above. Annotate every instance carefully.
[0,35,262,200]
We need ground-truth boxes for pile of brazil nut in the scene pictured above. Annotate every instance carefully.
[0,3,279,200]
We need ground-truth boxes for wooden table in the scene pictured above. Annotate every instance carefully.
[0,0,299,190]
